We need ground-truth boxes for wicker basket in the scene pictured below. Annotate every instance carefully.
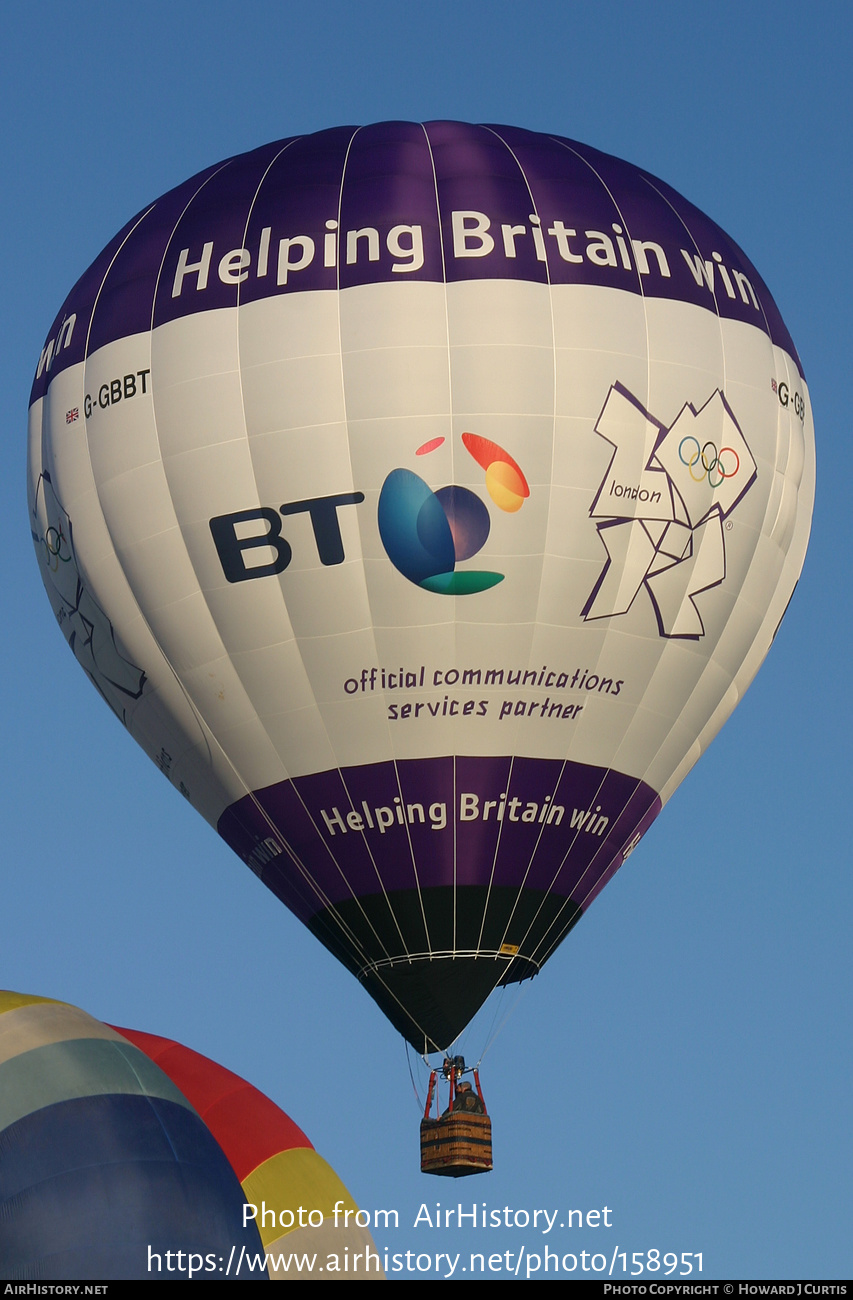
[420,1112,493,1177]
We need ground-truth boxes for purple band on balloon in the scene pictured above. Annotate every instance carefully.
[217,754,661,923]
[31,121,801,404]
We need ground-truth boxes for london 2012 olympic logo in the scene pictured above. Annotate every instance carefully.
[378,433,529,595]
[583,384,757,639]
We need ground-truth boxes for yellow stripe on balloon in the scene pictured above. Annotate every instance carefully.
[0,990,62,1015]
[242,1147,358,1247]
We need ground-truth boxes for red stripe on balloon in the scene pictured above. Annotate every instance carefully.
[113,1026,312,1181]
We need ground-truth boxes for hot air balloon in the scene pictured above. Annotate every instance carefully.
[28,122,814,1066]
[0,990,383,1278]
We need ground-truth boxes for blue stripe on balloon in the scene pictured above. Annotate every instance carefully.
[0,1094,265,1280]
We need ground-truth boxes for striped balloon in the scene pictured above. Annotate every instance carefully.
[0,991,381,1280]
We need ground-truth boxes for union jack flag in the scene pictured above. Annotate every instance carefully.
[770,378,777,394]
[66,407,79,423]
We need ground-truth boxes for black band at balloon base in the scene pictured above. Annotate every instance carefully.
[307,885,582,1050]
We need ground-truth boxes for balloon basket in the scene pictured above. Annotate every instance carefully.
[420,1060,493,1176]
[420,1112,493,1177]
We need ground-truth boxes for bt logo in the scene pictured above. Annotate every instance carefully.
[377,434,529,595]
[209,433,528,593]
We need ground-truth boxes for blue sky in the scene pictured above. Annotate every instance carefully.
[2,0,850,1280]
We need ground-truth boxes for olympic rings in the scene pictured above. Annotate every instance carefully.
[678,436,740,488]
[42,525,70,571]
